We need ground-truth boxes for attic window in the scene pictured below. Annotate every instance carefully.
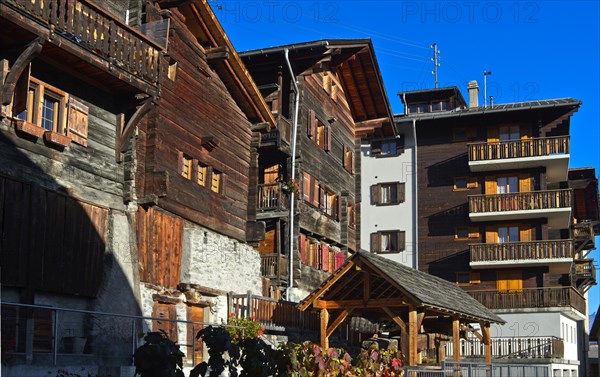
[371,137,404,157]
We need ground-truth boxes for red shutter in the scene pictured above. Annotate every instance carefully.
[321,244,329,271]
[299,234,307,264]
[307,109,316,137]
[334,251,345,270]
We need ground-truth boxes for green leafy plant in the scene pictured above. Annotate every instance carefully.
[226,314,264,343]
[133,332,185,377]
[191,326,240,377]
[282,178,300,195]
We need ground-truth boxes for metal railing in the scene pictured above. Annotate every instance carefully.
[4,0,161,83]
[0,301,240,367]
[467,136,569,162]
[469,240,573,263]
[468,286,586,314]
[468,189,572,214]
[406,361,550,377]
[446,336,564,359]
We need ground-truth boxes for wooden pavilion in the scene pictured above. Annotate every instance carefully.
[298,251,505,366]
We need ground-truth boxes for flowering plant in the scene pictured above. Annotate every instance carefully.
[226,314,264,343]
[282,178,300,195]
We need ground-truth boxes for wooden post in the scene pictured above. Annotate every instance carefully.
[320,308,329,349]
[483,322,492,364]
[408,307,418,366]
[452,318,460,362]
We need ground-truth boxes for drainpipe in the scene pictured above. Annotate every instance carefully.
[412,118,419,270]
[284,48,300,301]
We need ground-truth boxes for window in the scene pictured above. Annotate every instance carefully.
[15,77,68,134]
[408,103,418,114]
[371,136,404,157]
[497,176,519,194]
[455,226,479,240]
[497,226,519,243]
[347,204,356,229]
[417,103,428,113]
[453,177,478,190]
[197,163,208,186]
[343,145,354,174]
[302,171,339,220]
[452,127,477,141]
[441,99,451,110]
[371,230,405,253]
[499,125,520,142]
[432,101,442,112]
[370,182,405,205]
[307,109,331,151]
[456,272,481,285]
[180,154,192,179]
[211,170,222,193]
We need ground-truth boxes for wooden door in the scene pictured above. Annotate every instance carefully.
[263,165,280,184]
[187,306,204,364]
[496,271,522,292]
[152,301,177,342]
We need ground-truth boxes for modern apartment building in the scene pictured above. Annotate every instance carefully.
[395,82,599,376]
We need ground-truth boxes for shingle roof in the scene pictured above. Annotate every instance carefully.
[356,250,505,323]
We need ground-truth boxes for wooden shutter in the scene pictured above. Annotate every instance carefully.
[468,227,480,239]
[307,109,316,137]
[299,234,307,264]
[485,176,497,195]
[312,179,320,207]
[351,150,355,173]
[335,251,345,269]
[519,174,532,192]
[12,63,30,116]
[328,249,335,273]
[302,172,311,202]
[321,244,329,271]
[485,227,497,243]
[370,184,379,205]
[371,233,380,253]
[487,127,499,142]
[398,231,406,251]
[334,196,340,220]
[397,182,405,203]
[519,225,532,242]
[152,302,177,342]
[67,98,89,146]
[325,126,332,152]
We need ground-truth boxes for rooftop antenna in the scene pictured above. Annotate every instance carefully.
[483,71,492,107]
[431,43,440,88]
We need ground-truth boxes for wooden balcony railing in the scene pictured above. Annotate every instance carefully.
[260,117,291,148]
[574,260,596,279]
[468,286,586,314]
[260,254,289,281]
[572,222,595,251]
[257,183,288,211]
[468,136,570,162]
[228,292,319,331]
[5,0,160,84]
[468,189,572,214]
[470,240,573,263]
[447,336,564,359]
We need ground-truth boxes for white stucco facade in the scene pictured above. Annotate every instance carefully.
[360,122,417,268]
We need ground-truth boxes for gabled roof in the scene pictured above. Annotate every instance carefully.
[398,86,467,108]
[241,39,396,138]
[174,0,276,127]
[299,250,505,324]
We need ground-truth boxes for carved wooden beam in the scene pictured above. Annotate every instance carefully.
[206,46,229,63]
[117,96,156,162]
[1,36,45,106]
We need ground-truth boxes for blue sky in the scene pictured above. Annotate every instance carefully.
[211,1,600,315]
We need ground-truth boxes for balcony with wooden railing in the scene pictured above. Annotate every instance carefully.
[468,286,586,315]
[260,254,289,285]
[2,0,161,92]
[571,259,596,293]
[257,182,289,214]
[572,222,595,254]
[261,116,291,150]
[468,189,572,228]
[469,240,574,269]
[467,136,570,181]
[447,336,564,360]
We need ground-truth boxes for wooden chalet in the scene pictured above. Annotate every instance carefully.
[298,250,505,366]
[241,39,396,299]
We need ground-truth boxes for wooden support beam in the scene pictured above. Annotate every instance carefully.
[206,46,229,62]
[382,307,408,361]
[452,318,461,362]
[363,271,370,302]
[320,308,329,349]
[117,96,155,161]
[298,261,355,311]
[382,306,406,332]
[482,322,492,365]
[314,298,407,310]
[464,324,483,341]
[1,36,44,106]
[326,309,353,338]
[416,310,425,333]
[408,307,418,366]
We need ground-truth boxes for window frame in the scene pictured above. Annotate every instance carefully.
[16,77,68,134]
[371,182,405,206]
[371,230,406,254]
[371,136,404,158]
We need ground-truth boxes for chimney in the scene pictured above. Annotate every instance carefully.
[468,80,479,108]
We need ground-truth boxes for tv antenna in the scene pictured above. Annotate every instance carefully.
[431,43,441,88]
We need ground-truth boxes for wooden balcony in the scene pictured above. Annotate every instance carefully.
[468,136,570,182]
[468,189,572,228]
[260,253,289,285]
[257,183,289,214]
[2,0,161,93]
[260,116,291,149]
[468,286,586,315]
[572,222,595,254]
[571,259,596,293]
[447,336,564,360]
[469,240,574,269]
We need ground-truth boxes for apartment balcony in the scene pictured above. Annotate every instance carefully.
[469,240,574,270]
[571,259,596,293]
[2,0,161,95]
[468,286,586,315]
[256,183,289,219]
[447,336,564,360]
[468,189,572,228]
[467,136,570,182]
[260,253,289,286]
